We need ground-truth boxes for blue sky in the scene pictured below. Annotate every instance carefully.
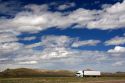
[0,0,125,72]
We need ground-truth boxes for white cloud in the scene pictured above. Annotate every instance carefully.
[25,35,74,48]
[0,39,125,71]
[1,1,125,71]
[105,36,125,45]
[108,46,125,53]
[57,3,75,10]
[87,0,125,29]
[0,0,125,34]
[18,61,37,64]
[0,42,23,53]
[38,35,75,59]
[25,35,71,48]
[40,47,74,59]
[112,61,124,66]
[41,35,72,47]
[106,1,125,14]
[0,34,124,67]
[0,32,18,43]
[24,4,49,13]
[5,35,75,61]
[72,39,100,47]
[13,35,107,62]
[0,35,103,64]
[0,31,23,55]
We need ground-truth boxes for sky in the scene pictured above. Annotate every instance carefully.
[0,0,125,72]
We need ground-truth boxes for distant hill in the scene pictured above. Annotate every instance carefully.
[0,68,75,77]
[101,72,125,77]
[1,68,125,77]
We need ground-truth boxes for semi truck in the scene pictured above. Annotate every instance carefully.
[76,70,101,77]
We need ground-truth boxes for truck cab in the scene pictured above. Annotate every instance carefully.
[75,71,83,77]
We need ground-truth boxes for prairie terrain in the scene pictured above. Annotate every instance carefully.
[0,68,125,83]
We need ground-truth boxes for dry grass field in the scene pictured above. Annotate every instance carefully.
[0,68,125,83]
[0,77,125,83]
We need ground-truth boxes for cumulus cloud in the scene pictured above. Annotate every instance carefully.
[1,0,125,34]
[108,46,125,53]
[72,39,100,47]
[41,35,72,47]
[0,31,23,55]
[40,47,75,59]
[37,35,75,59]
[0,34,125,71]
[0,35,74,62]
[0,42,23,54]
[2,7,95,33]
[1,0,125,71]
[105,36,125,45]
[0,32,18,43]
[0,35,103,63]
[24,35,72,49]
[87,0,125,29]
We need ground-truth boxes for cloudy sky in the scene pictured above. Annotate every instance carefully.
[0,0,125,72]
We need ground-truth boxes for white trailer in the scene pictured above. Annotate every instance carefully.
[76,70,101,77]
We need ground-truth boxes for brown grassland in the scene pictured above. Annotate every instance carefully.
[0,68,125,83]
[0,77,125,83]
